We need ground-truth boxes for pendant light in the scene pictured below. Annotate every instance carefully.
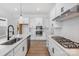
[18,3,24,24]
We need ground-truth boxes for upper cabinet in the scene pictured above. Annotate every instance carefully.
[0,17,7,37]
[50,3,62,20]
[50,3,78,21]
[0,17,7,26]
[50,3,78,29]
[55,3,62,17]
[50,6,56,19]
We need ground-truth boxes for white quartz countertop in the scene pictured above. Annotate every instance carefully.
[0,33,31,56]
[48,35,79,56]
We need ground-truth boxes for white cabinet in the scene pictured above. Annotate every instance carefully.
[48,38,68,56]
[50,6,56,19]
[51,41,67,56]
[6,50,14,56]
[50,3,78,20]
[50,3,62,20]
[5,36,28,56]
[55,3,77,17]
[48,40,53,56]
[24,39,27,55]
[14,39,26,56]
[0,18,7,26]
[55,3,62,17]
[8,39,27,56]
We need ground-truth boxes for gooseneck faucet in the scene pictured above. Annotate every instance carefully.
[7,25,14,40]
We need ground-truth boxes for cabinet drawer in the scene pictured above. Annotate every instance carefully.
[53,47,67,56]
[14,41,25,56]
[51,40,68,56]
[48,38,68,56]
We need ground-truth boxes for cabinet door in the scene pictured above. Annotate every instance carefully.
[14,41,25,56]
[0,18,7,26]
[51,40,68,56]
[55,3,62,17]
[48,40,54,56]
[53,46,67,56]
[6,50,13,56]
[24,39,27,55]
[50,6,56,19]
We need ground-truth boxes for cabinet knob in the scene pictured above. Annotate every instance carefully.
[22,46,24,51]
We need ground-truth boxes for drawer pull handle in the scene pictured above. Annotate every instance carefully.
[52,48,54,54]
[22,47,24,51]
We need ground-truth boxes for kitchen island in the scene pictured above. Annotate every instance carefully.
[0,34,31,56]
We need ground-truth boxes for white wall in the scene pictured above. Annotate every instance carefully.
[29,16,43,40]
[43,17,50,40]
[0,8,17,38]
[30,17,43,27]
[53,17,79,43]
[29,15,49,40]
[61,17,79,43]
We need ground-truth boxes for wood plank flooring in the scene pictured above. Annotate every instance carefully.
[27,40,49,56]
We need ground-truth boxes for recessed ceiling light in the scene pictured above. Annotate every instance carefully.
[14,8,18,11]
[36,8,40,11]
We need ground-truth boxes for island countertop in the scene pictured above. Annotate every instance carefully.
[0,33,31,56]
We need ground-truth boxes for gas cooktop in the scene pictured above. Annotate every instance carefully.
[52,36,79,48]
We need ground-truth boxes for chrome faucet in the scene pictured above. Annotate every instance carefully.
[7,25,14,40]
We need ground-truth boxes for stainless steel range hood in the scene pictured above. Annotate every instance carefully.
[60,5,79,21]
[54,5,79,21]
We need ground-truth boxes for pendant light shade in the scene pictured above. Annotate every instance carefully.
[18,16,24,24]
[18,3,24,24]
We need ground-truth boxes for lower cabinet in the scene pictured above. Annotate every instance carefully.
[14,39,27,56]
[5,38,27,56]
[24,38,27,55]
[48,39,68,56]
[14,41,25,56]
[48,40,53,56]
[52,43,67,56]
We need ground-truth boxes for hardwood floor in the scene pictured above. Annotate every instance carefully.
[27,40,49,56]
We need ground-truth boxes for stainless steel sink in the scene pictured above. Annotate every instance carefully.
[0,38,21,45]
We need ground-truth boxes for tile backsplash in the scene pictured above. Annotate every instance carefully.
[54,17,79,43]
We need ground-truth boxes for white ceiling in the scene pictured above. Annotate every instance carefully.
[0,3,55,16]
[0,3,55,30]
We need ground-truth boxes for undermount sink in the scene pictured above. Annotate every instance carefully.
[0,38,21,45]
